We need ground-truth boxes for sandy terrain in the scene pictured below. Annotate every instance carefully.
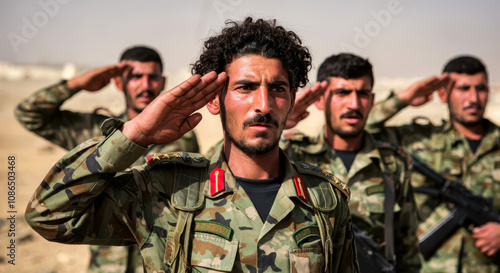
[0,73,499,273]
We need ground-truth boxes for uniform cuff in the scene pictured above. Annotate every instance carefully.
[97,129,148,170]
[385,91,409,112]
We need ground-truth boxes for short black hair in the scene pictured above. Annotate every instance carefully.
[191,17,311,89]
[442,55,488,80]
[317,53,374,87]
[119,45,163,71]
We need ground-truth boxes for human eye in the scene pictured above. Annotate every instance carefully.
[476,84,488,92]
[456,85,470,91]
[334,89,351,96]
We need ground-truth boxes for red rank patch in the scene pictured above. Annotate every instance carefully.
[210,167,225,196]
[293,174,309,202]
[146,155,154,166]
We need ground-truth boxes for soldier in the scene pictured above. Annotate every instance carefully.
[281,53,421,272]
[15,46,199,273]
[366,55,500,272]
[25,17,359,272]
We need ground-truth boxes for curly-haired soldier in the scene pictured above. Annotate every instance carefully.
[26,17,359,272]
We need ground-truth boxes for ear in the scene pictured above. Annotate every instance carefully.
[314,92,326,111]
[289,88,297,112]
[207,94,221,115]
[114,77,124,91]
[438,87,448,103]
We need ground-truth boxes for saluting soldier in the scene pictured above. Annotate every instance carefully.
[281,53,421,272]
[366,56,500,272]
[15,46,199,273]
[25,18,359,272]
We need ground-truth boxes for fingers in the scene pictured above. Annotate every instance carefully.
[188,72,228,105]
[180,113,203,134]
[296,81,328,108]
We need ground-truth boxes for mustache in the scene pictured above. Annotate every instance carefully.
[135,90,156,99]
[243,114,279,127]
[464,103,482,111]
[340,110,363,119]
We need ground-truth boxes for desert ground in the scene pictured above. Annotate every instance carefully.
[0,65,499,273]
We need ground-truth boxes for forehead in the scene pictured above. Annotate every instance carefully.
[226,55,289,83]
[127,61,162,74]
[450,72,487,86]
[327,76,372,90]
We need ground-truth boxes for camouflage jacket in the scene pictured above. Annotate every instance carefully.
[14,80,200,164]
[25,123,360,273]
[281,130,421,272]
[367,93,500,272]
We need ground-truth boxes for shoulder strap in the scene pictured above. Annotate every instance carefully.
[153,153,209,272]
[375,142,400,266]
[294,162,351,272]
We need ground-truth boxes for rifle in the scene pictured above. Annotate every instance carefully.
[411,155,500,263]
[354,230,395,273]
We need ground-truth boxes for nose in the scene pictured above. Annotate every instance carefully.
[346,91,361,109]
[140,75,153,89]
[467,87,480,103]
[254,87,272,114]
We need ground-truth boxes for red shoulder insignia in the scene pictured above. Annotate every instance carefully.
[293,174,309,202]
[210,167,225,196]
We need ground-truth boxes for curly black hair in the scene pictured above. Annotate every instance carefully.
[191,17,311,89]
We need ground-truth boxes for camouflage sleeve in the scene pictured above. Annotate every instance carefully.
[365,91,408,134]
[25,128,150,246]
[394,154,421,272]
[14,80,108,150]
[332,190,360,273]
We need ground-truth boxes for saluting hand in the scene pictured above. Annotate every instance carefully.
[397,74,450,106]
[285,80,328,129]
[122,71,227,147]
[66,63,130,92]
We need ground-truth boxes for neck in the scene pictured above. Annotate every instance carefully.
[127,108,139,120]
[451,119,486,140]
[224,140,282,180]
[324,126,363,151]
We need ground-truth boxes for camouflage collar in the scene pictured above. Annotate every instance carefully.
[441,119,500,150]
[117,112,130,122]
[300,129,382,161]
[205,144,310,207]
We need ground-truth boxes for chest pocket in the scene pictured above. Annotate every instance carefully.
[190,232,238,272]
[350,177,401,215]
[289,247,325,273]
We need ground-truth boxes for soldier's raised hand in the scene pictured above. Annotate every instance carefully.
[67,63,130,92]
[122,71,227,147]
[285,80,328,129]
[396,74,450,106]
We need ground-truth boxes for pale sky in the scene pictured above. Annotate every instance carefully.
[2,0,500,81]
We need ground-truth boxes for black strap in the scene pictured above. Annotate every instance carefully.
[382,172,396,266]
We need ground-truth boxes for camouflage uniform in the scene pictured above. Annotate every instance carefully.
[366,92,500,272]
[25,120,360,273]
[281,130,421,272]
[15,80,200,273]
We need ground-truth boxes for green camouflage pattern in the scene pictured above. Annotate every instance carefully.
[25,127,360,272]
[15,81,200,273]
[280,130,421,272]
[366,93,500,272]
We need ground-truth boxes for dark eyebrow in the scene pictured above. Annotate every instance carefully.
[333,88,371,93]
[268,80,289,87]
[233,80,258,85]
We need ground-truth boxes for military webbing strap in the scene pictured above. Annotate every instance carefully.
[376,145,398,267]
[382,172,396,266]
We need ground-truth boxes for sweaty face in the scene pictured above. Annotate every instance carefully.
[220,55,295,155]
[319,76,373,139]
[444,72,488,127]
[121,61,165,114]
